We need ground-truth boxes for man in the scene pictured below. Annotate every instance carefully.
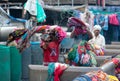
[67,17,93,45]
[89,25,105,56]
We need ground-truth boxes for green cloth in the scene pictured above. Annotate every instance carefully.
[36,0,46,22]
[47,63,55,81]
[87,50,97,66]
[68,45,77,60]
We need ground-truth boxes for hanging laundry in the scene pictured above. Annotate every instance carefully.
[102,15,108,31]
[24,0,46,22]
[109,14,119,26]
[80,10,94,31]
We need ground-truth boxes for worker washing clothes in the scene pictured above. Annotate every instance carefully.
[40,25,66,66]
[89,25,105,56]
[67,17,93,45]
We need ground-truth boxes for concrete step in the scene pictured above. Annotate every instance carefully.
[104,49,120,55]
[111,42,120,45]
[106,45,120,49]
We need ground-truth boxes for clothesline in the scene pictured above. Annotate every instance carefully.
[90,10,120,15]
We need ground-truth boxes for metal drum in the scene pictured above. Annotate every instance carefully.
[0,27,17,41]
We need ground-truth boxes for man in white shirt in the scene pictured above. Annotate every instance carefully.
[89,25,105,49]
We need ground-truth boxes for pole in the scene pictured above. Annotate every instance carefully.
[85,0,89,9]
[72,0,74,7]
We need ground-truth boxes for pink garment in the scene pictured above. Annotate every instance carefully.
[67,17,87,35]
[55,26,67,42]
[109,14,119,25]
[54,63,68,81]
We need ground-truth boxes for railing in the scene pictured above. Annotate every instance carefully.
[43,0,120,6]
[0,3,23,9]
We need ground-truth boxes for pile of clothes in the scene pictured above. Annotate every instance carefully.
[47,62,68,81]
[73,57,120,81]
[73,70,119,81]
[65,40,97,67]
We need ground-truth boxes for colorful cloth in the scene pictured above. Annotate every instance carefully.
[47,63,68,81]
[67,17,87,35]
[67,40,97,66]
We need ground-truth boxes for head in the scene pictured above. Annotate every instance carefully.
[93,25,101,37]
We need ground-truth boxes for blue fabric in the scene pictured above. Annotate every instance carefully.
[73,50,79,63]
[73,75,91,81]
[60,38,74,48]
[112,25,119,41]
[117,14,120,38]
[73,10,81,18]
[21,33,28,40]
[81,75,92,81]
[9,16,27,23]
[30,42,40,45]
[74,34,89,45]
[102,15,108,31]
[73,77,86,81]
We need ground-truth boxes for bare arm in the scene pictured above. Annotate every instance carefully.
[86,28,93,40]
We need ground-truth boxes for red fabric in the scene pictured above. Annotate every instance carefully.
[109,14,119,25]
[92,76,98,81]
[112,58,119,65]
[78,45,86,55]
[54,63,68,81]
[67,17,87,35]
[41,41,60,65]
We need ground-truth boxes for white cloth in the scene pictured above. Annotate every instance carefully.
[89,34,105,49]
[80,11,94,32]
[93,25,102,31]
[24,0,37,16]
[24,0,44,16]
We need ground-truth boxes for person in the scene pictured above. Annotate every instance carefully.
[40,25,66,66]
[67,17,93,45]
[65,17,98,66]
[89,25,105,56]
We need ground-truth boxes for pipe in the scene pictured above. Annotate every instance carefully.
[0,27,17,41]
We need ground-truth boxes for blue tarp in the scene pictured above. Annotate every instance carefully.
[0,7,26,26]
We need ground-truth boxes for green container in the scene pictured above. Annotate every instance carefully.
[0,45,10,81]
[10,46,21,81]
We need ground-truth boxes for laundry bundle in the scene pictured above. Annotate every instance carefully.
[66,40,97,67]
[67,17,87,35]
[73,70,119,81]
[38,25,66,43]
[7,26,37,52]
[47,62,68,81]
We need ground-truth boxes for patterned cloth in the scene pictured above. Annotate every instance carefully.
[47,63,68,81]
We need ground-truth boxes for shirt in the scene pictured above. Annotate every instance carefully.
[41,40,60,66]
[89,34,105,49]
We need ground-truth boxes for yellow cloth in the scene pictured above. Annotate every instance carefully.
[108,75,119,81]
